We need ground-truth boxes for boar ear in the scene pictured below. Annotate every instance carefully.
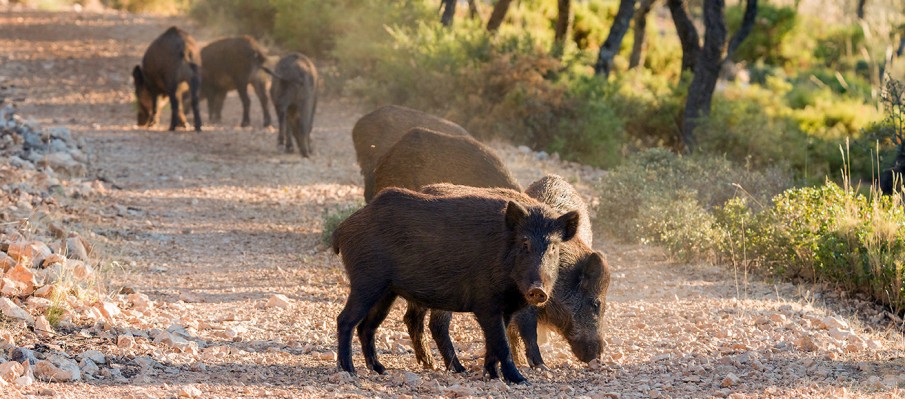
[581,252,607,290]
[505,201,529,231]
[558,211,580,241]
[132,65,143,87]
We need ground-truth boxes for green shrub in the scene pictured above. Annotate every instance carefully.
[321,203,363,247]
[635,190,722,263]
[716,182,905,312]
[597,148,792,249]
[814,24,865,69]
[727,3,801,66]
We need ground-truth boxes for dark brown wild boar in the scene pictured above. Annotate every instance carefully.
[352,105,469,201]
[200,36,272,128]
[368,128,521,202]
[268,53,317,157]
[332,187,580,384]
[132,26,202,132]
[406,182,610,371]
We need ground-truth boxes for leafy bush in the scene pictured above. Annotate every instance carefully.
[321,203,363,246]
[601,150,905,312]
[727,3,800,66]
[716,183,905,313]
[597,148,792,250]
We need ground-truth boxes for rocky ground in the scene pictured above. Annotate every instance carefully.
[0,5,903,399]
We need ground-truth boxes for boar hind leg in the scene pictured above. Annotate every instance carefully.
[336,283,389,375]
[512,311,547,369]
[167,88,187,131]
[253,79,272,127]
[190,65,202,132]
[237,84,252,127]
[403,302,436,370]
[428,310,466,373]
[357,291,396,374]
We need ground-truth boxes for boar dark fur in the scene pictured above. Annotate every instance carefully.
[332,187,579,384]
[351,105,469,202]
[369,128,521,202]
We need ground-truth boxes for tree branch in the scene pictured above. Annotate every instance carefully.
[667,0,700,74]
[440,0,457,27]
[487,0,513,32]
[594,0,637,77]
[681,0,727,153]
[629,0,658,69]
[724,0,757,62]
[552,0,573,58]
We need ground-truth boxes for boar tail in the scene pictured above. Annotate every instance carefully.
[331,225,343,254]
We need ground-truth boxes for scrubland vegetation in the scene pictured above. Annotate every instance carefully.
[183,0,905,314]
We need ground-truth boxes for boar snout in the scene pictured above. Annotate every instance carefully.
[527,286,549,306]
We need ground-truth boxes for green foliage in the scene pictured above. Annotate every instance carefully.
[715,183,905,312]
[597,148,791,249]
[321,203,363,247]
[601,150,905,312]
[814,24,866,69]
[727,3,800,66]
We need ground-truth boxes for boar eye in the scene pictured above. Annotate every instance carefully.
[521,237,530,252]
[592,299,601,311]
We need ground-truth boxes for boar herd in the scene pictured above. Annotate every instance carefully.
[132,27,317,158]
[132,27,611,385]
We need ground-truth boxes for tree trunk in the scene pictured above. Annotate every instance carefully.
[552,0,573,58]
[682,0,727,153]
[594,0,637,77]
[629,0,658,69]
[468,0,480,20]
[725,0,757,61]
[857,0,867,19]
[440,0,457,27]
[487,0,513,32]
[667,0,700,75]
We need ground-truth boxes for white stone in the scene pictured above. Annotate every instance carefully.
[0,297,34,325]
[795,335,818,352]
[721,373,740,388]
[821,316,849,331]
[80,350,106,364]
[179,385,203,398]
[25,296,52,312]
[14,375,33,387]
[80,358,99,376]
[4,265,36,295]
[34,357,80,382]
[266,294,291,309]
[34,315,53,337]
[73,262,94,280]
[117,334,135,349]
[0,361,23,382]
[403,371,421,387]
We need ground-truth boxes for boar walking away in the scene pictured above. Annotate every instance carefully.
[132,26,202,132]
[200,36,272,128]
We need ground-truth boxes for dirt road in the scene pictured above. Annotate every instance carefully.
[0,7,903,399]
